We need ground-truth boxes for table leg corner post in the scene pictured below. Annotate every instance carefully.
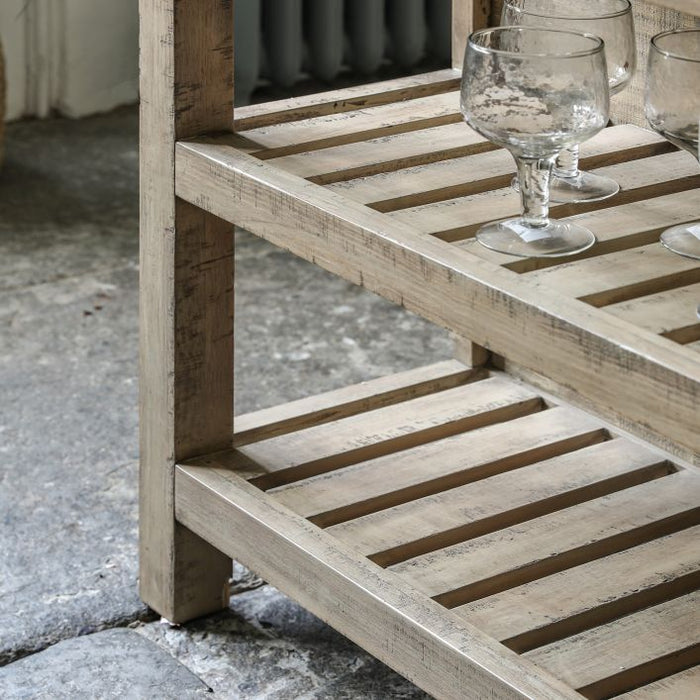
[452,333,491,368]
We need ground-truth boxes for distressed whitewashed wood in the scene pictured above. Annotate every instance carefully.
[452,0,491,69]
[268,406,606,526]
[233,69,460,131]
[144,1,700,695]
[238,91,461,159]
[239,376,544,487]
[603,282,700,344]
[524,592,700,697]
[139,0,233,623]
[326,127,670,211]
[453,525,700,650]
[525,244,700,307]
[388,150,700,241]
[234,359,483,446]
[459,189,700,273]
[268,122,493,184]
[322,439,667,562]
[175,140,700,461]
[614,666,700,699]
[644,0,700,14]
[175,462,583,700]
[389,472,700,606]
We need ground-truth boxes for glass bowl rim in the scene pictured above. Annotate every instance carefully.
[501,0,632,21]
[650,28,700,64]
[468,26,605,59]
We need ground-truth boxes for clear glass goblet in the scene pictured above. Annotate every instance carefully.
[646,28,700,318]
[646,28,700,260]
[501,0,636,203]
[461,26,609,257]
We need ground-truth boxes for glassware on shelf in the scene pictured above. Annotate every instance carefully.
[646,28,700,261]
[645,28,700,319]
[461,26,609,257]
[501,0,636,203]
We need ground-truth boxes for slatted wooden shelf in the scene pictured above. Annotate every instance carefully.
[177,74,700,463]
[178,364,700,700]
[141,1,700,698]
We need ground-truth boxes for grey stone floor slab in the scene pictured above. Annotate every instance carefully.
[0,105,450,695]
[0,628,211,699]
[136,586,430,700]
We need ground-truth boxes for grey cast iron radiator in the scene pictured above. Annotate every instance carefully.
[234,0,453,105]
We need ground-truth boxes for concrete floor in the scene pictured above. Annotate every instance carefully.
[0,106,451,697]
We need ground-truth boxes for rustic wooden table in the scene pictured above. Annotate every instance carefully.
[139,1,700,697]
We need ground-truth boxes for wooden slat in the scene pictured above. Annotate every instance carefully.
[323,439,668,563]
[389,472,700,607]
[459,189,700,274]
[233,359,483,446]
[603,282,700,344]
[453,525,700,652]
[269,122,493,184]
[613,666,700,699]
[326,127,670,212]
[232,69,460,131]
[238,91,461,159]
[524,592,700,698]
[239,376,544,488]
[175,140,700,462]
[270,406,608,526]
[526,244,700,308]
[174,464,584,700]
[387,150,700,241]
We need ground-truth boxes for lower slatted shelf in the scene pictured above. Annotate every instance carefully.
[177,361,700,700]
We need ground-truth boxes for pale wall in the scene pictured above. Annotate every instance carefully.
[0,0,138,121]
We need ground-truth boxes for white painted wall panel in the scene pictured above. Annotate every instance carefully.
[0,0,138,120]
[0,0,29,120]
[58,0,138,117]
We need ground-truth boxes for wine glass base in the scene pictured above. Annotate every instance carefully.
[475,218,596,258]
[510,171,620,203]
[660,223,700,260]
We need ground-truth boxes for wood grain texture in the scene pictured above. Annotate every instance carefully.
[454,525,700,651]
[139,0,233,623]
[613,666,700,699]
[143,0,700,692]
[389,471,700,607]
[604,282,700,344]
[524,592,700,697]
[388,150,700,241]
[175,141,700,461]
[233,69,461,131]
[323,439,668,563]
[240,375,544,488]
[175,463,584,700]
[526,244,700,308]
[233,359,484,446]
[239,92,462,160]
[326,126,670,211]
[461,189,700,275]
[645,0,700,13]
[269,122,494,184]
[452,0,492,69]
[269,406,607,527]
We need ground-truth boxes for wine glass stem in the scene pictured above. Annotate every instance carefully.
[517,156,554,227]
[553,144,580,179]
